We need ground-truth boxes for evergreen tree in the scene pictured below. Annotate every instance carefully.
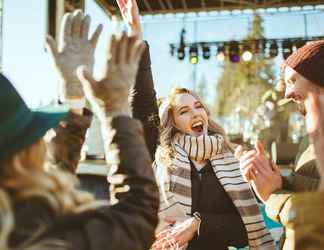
[214,13,275,117]
[196,74,208,102]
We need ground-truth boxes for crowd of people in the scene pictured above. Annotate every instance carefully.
[0,0,323,249]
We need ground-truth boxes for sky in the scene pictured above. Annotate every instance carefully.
[2,1,324,107]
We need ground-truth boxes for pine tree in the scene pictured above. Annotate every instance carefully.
[214,13,275,117]
[196,74,208,102]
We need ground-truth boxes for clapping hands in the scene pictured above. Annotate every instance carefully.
[236,141,282,202]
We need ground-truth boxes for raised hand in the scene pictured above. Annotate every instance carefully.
[239,141,282,202]
[305,92,324,191]
[77,33,145,119]
[46,10,103,100]
[116,0,142,39]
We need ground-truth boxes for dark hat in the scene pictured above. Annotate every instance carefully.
[284,40,324,87]
[0,74,67,162]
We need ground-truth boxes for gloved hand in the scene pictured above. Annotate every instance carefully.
[77,33,145,119]
[46,10,103,101]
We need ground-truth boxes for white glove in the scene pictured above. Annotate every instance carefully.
[77,33,145,119]
[46,10,102,101]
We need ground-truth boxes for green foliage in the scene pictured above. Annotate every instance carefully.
[214,13,275,117]
[196,74,208,102]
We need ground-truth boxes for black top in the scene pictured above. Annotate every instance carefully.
[78,42,160,200]
[188,161,248,250]
[9,117,159,250]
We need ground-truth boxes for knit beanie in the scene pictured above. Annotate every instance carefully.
[284,40,324,87]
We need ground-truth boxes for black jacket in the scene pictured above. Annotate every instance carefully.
[10,108,159,249]
[77,42,159,200]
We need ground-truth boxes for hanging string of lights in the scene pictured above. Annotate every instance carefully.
[170,29,324,64]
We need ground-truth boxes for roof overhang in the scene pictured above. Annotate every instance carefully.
[95,0,324,16]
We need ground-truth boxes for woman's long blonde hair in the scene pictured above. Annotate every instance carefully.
[156,87,234,168]
[0,139,99,249]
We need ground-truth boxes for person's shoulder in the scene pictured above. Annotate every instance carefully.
[14,197,55,223]
[295,144,317,172]
[11,197,56,246]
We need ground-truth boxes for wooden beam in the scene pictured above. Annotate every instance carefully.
[262,0,284,6]
[181,0,188,10]
[165,0,174,10]
[143,0,153,12]
[47,0,66,39]
[158,0,167,10]
[223,0,253,6]
[93,0,324,15]
[0,0,2,72]
[94,0,115,16]
[48,0,57,38]
[64,0,85,12]
[201,0,206,8]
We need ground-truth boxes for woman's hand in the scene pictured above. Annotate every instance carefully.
[151,217,199,249]
[116,0,142,39]
[77,33,145,119]
[46,10,103,101]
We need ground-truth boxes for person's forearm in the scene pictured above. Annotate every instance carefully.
[266,191,292,224]
[130,42,160,160]
[289,170,320,192]
[282,191,324,250]
[100,116,159,249]
[45,110,92,173]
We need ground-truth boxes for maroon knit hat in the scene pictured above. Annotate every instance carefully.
[284,40,324,87]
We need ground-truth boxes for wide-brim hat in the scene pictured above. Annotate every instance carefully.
[0,74,67,162]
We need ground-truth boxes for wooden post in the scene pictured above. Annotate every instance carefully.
[47,0,84,39]
[0,0,3,72]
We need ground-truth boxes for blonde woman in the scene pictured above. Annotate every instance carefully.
[0,20,158,250]
[151,88,274,250]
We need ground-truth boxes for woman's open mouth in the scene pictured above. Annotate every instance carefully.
[191,121,204,134]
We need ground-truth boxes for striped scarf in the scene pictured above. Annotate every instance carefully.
[156,133,275,250]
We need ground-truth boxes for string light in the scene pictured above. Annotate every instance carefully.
[177,46,185,60]
[170,33,324,63]
[202,44,211,59]
[229,41,240,63]
[189,45,199,64]
[216,45,226,62]
[282,40,293,59]
[269,41,278,58]
[242,44,253,62]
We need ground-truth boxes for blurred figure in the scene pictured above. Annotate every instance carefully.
[0,17,159,250]
[238,40,324,249]
[45,10,108,200]
[281,91,324,250]
[151,87,274,250]
[116,0,160,161]
[46,9,159,200]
